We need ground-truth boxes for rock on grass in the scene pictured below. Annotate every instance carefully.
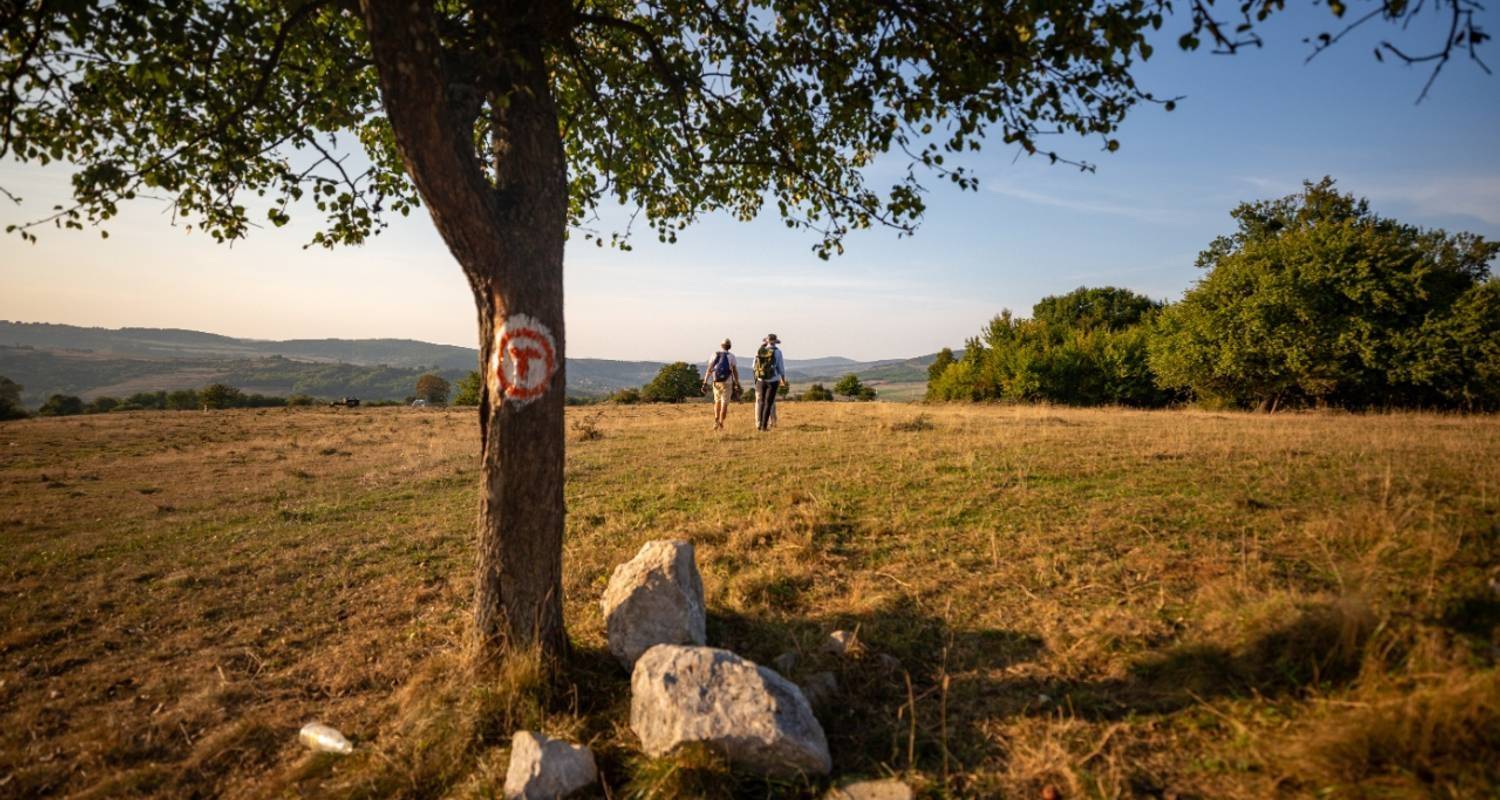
[601,540,707,669]
[503,731,597,800]
[630,644,831,778]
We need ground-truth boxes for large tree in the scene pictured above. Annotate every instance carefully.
[2,0,1488,663]
[1149,178,1498,410]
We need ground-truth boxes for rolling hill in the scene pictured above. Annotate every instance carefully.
[0,321,941,405]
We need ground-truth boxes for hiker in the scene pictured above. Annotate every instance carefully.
[753,333,787,432]
[702,338,740,430]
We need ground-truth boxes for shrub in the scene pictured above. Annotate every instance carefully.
[607,387,641,404]
[801,383,834,401]
[0,375,27,420]
[833,373,865,398]
[86,396,119,414]
[287,394,318,407]
[452,371,481,406]
[640,362,702,403]
[166,389,199,410]
[198,384,243,410]
[37,394,85,416]
[125,391,167,409]
[927,289,1171,407]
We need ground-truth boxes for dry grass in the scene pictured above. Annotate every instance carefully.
[1,403,1497,798]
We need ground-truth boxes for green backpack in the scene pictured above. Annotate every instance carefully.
[753,345,777,380]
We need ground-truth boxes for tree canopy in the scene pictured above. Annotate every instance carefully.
[929,286,1171,406]
[4,1,1487,255]
[415,372,451,405]
[1149,178,1499,410]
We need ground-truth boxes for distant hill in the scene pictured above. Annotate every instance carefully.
[0,321,944,405]
[0,321,476,369]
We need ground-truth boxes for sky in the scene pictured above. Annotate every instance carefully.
[3,5,1498,363]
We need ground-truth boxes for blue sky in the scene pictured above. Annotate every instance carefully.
[3,4,1497,362]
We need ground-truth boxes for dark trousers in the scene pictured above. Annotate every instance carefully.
[755,379,780,430]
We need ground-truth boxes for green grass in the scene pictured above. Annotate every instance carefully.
[1,403,1497,798]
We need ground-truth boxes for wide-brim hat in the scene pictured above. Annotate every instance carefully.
[766,333,780,344]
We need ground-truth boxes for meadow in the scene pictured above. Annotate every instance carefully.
[1,403,1497,798]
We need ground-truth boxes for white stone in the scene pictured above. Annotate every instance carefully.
[503,731,597,800]
[631,644,831,777]
[827,779,914,800]
[823,629,858,656]
[601,540,707,669]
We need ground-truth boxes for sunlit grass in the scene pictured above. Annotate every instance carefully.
[1,403,1496,797]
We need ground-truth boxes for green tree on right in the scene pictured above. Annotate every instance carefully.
[1150,178,1500,411]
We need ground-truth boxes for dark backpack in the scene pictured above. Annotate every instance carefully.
[711,351,733,381]
[753,345,777,380]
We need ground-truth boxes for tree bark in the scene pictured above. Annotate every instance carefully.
[360,0,569,660]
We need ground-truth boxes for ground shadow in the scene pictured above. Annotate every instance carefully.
[701,593,1379,786]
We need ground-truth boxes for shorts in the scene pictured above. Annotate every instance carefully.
[712,381,732,402]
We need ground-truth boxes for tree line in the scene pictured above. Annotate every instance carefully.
[0,372,470,419]
[928,180,1500,411]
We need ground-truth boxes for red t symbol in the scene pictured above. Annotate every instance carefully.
[508,343,545,384]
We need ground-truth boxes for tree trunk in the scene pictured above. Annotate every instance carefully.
[360,0,569,661]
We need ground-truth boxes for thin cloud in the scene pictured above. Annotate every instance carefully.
[1236,174,1500,227]
[985,182,1184,224]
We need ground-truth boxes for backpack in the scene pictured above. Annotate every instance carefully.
[753,345,777,380]
[710,351,733,382]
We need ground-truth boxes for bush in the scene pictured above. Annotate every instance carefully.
[86,396,119,414]
[801,383,834,401]
[833,373,865,398]
[452,371,481,406]
[287,394,318,406]
[242,393,287,408]
[927,288,1171,407]
[606,387,641,404]
[166,389,199,410]
[37,394,85,416]
[641,362,702,403]
[125,391,167,409]
[198,384,243,410]
[0,375,27,420]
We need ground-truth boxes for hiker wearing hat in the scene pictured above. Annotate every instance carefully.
[702,338,741,430]
[753,333,787,432]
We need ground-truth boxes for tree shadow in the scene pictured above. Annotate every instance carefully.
[703,594,1378,781]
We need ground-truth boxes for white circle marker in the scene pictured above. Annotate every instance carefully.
[489,313,557,408]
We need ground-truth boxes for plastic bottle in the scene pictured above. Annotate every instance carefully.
[299,722,354,754]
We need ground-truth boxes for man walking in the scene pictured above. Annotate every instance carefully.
[753,333,787,432]
[702,338,740,430]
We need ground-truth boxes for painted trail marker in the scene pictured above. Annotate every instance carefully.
[490,314,557,407]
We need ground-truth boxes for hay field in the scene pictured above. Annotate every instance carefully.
[2,404,1497,798]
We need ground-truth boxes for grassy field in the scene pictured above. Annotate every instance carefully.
[2,403,1497,798]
